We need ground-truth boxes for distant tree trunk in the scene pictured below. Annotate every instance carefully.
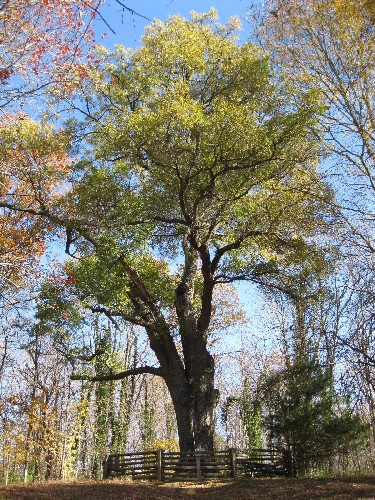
[111,335,137,453]
[111,377,131,453]
[24,332,41,483]
[92,329,111,479]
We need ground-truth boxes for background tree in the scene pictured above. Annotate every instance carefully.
[259,0,375,450]
[253,253,372,475]
[0,0,100,110]
[0,115,75,331]
[260,0,375,222]
[221,376,263,450]
[259,0,375,344]
[260,358,370,475]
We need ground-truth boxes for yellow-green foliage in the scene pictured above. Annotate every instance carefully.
[83,10,330,278]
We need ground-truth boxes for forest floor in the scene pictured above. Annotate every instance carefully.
[0,476,375,499]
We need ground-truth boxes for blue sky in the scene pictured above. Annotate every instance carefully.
[97,0,258,49]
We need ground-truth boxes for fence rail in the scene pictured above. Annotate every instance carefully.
[103,448,292,481]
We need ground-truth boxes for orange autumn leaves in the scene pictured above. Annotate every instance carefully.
[0,116,73,287]
[0,0,100,90]
[0,212,44,288]
[0,0,101,288]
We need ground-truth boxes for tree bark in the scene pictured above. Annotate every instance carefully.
[162,350,216,452]
[74,248,219,452]
[192,349,216,451]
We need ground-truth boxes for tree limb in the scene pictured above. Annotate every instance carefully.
[71,365,163,381]
[90,305,156,330]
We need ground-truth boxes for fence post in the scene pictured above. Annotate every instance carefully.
[156,449,163,481]
[102,456,110,479]
[283,448,293,478]
[229,448,237,479]
[196,453,202,480]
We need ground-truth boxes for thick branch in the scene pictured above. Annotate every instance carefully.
[71,365,163,382]
[118,255,164,323]
[196,244,214,338]
[0,201,99,251]
[154,215,189,226]
[210,231,266,274]
[0,202,47,217]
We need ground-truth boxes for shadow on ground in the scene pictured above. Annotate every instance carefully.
[1,476,375,499]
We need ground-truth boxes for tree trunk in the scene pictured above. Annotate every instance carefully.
[192,350,216,451]
[102,252,218,453]
[166,246,217,452]
[161,342,216,452]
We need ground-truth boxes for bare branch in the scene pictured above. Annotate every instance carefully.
[114,0,152,22]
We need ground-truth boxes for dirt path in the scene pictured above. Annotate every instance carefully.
[0,477,375,499]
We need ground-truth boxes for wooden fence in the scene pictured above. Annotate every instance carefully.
[103,448,292,481]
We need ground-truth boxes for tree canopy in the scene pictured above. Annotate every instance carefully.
[37,10,331,451]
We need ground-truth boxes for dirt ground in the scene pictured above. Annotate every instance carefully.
[0,476,375,500]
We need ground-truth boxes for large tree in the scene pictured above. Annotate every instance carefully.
[2,11,331,452]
